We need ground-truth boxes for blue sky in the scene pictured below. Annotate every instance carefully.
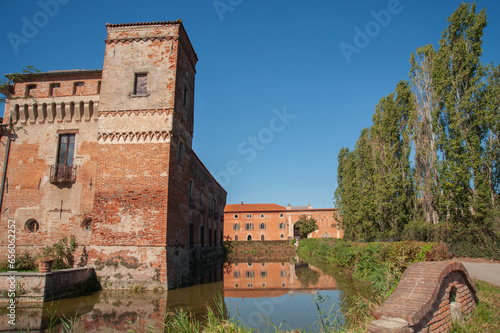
[1,0,500,208]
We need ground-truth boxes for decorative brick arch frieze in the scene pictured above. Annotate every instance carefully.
[368,261,478,333]
[97,130,172,143]
[98,108,173,118]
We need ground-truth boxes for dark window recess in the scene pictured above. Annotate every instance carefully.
[26,219,39,232]
[134,73,148,95]
[183,87,188,106]
[26,84,36,97]
[209,227,212,246]
[51,134,76,183]
[49,83,60,97]
[189,223,194,248]
[200,225,205,247]
[73,82,85,95]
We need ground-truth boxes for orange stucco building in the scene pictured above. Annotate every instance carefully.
[224,203,343,241]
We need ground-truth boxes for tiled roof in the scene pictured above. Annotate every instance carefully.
[106,20,182,28]
[224,203,286,213]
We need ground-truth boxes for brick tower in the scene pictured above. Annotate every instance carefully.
[0,20,226,290]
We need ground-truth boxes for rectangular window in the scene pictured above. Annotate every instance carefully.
[25,84,36,97]
[246,271,254,278]
[245,223,254,230]
[233,271,240,278]
[233,223,239,230]
[189,223,194,249]
[280,270,287,278]
[189,180,195,208]
[51,133,77,183]
[73,82,85,95]
[178,142,185,163]
[260,223,266,230]
[57,134,75,166]
[183,87,188,106]
[97,80,101,94]
[49,83,61,97]
[279,222,285,230]
[134,73,148,95]
[200,225,204,247]
[247,214,252,219]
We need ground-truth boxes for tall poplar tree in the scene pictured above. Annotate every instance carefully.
[370,81,414,237]
[410,45,440,224]
[432,2,488,222]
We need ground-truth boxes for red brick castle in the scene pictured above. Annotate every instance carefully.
[0,20,226,289]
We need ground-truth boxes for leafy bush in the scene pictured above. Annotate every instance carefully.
[0,236,77,272]
[297,239,451,297]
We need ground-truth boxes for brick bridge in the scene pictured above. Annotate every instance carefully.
[368,261,477,333]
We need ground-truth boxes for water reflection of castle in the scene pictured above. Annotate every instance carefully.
[223,261,338,298]
[7,261,338,331]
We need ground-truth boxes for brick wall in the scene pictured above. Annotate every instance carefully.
[368,261,478,333]
[0,20,226,290]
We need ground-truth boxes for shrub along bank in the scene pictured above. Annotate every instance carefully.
[297,238,450,298]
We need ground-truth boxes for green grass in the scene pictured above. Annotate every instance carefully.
[450,280,500,333]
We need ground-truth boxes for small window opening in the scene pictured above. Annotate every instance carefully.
[73,82,85,95]
[26,219,39,233]
[133,73,148,95]
[49,83,61,97]
[26,84,37,97]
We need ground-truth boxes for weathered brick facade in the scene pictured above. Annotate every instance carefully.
[0,20,226,290]
[224,203,343,241]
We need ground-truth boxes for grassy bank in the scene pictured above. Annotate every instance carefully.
[297,238,450,297]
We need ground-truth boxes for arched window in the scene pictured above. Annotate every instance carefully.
[260,213,265,218]
[260,223,266,230]
[280,234,284,238]
[234,214,238,218]
[261,234,265,241]
[235,235,238,241]
[247,234,252,241]
[279,213,284,218]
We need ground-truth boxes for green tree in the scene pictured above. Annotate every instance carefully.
[370,81,415,238]
[294,215,319,237]
[410,44,440,225]
[432,2,488,223]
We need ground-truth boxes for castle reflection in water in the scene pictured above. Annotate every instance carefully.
[3,259,341,332]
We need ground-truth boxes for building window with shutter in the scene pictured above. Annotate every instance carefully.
[50,133,77,183]
[133,73,148,96]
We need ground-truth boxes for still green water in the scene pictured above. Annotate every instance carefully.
[2,258,347,332]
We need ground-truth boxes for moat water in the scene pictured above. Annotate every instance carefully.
[1,257,355,332]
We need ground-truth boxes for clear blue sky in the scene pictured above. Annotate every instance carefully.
[1,0,499,208]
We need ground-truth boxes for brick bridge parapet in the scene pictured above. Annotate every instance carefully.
[368,261,477,333]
